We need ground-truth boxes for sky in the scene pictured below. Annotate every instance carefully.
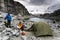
[14,0,60,14]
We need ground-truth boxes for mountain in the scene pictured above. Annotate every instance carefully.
[46,3,60,13]
[0,0,30,16]
[41,9,60,21]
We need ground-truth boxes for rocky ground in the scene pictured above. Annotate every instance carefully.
[11,18,60,40]
[0,11,60,40]
[12,29,60,40]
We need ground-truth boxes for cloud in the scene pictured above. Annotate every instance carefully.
[28,0,55,5]
[46,3,60,13]
[14,0,54,5]
[14,0,60,14]
[30,0,45,5]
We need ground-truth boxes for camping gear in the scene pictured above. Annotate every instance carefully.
[4,20,8,27]
[21,31,27,40]
[31,22,53,37]
[21,31,25,36]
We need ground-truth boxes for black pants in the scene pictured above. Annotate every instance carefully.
[7,20,11,28]
[21,26,24,31]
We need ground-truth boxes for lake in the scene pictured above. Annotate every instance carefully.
[28,17,52,23]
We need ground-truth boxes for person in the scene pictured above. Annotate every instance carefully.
[5,13,12,28]
[17,22,24,31]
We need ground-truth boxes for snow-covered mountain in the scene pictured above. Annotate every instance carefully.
[0,0,30,16]
[14,0,60,14]
[46,3,60,13]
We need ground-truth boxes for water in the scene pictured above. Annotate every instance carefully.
[28,17,52,23]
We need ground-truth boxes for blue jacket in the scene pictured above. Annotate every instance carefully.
[5,13,11,21]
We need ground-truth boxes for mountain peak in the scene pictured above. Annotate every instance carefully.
[46,3,60,13]
[0,0,30,16]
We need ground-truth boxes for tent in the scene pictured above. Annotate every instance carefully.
[31,22,53,37]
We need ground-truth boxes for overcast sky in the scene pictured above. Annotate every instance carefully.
[14,0,60,14]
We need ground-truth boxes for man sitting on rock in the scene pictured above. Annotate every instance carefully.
[17,22,24,31]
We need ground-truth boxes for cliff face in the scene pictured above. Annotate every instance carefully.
[0,0,30,16]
